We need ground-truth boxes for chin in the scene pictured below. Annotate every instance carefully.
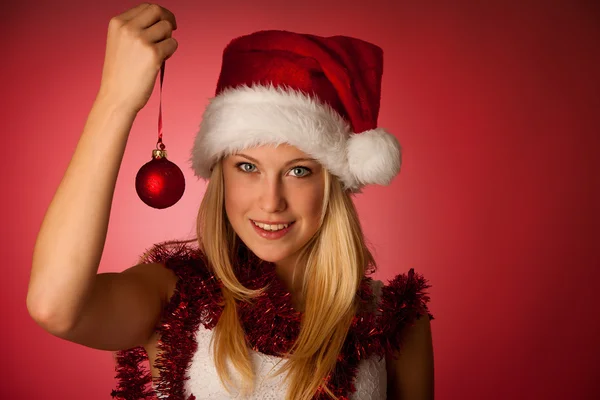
[245,242,293,264]
[231,220,302,264]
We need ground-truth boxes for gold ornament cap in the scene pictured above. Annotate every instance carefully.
[152,149,168,159]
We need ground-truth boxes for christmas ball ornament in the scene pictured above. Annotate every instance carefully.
[135,146,185,209]
[135,61,185,209]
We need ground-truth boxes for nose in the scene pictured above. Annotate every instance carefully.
[258,176,287,213]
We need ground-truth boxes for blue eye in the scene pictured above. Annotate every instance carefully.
[235,162,312,177]
[289,166,312,177]
[236,162,257,173]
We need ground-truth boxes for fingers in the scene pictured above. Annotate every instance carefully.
[109,3,178,59]
[143,19,174,43]
[156,37,179,61]
[115,3,151,21]
[129,3,177,30]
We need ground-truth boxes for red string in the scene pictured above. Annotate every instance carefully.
[157,61,166,151]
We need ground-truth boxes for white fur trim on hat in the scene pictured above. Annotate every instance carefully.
[188,84,401,191]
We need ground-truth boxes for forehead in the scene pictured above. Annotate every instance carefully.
[230,143,314,160]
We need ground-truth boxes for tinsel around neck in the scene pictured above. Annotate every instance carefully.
[110,240,434,400]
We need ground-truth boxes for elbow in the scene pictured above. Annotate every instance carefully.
[26,292,76,337]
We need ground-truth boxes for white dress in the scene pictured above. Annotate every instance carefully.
[161,280,387,399]
[183,325,387,399]
[111,242,434,400]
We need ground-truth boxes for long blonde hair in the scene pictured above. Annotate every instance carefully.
[195,158,375,400]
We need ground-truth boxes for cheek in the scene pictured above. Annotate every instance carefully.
[293,184,324,223]
[224,172,248,221]
[224,173,259,225]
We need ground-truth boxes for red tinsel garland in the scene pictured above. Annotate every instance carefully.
[110,240,433,399]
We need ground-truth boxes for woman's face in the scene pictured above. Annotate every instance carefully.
[223,143,325,266]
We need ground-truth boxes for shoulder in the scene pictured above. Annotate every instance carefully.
[379,268,434,324]
[138,239,212,278]
[357,269,434,351]
[138,239,225,334]
[368,268,434,360]
[367,268,433,322]
[136,239,217,302]
[377,269,434,399]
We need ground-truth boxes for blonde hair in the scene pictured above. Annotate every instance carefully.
[195,158,375,400]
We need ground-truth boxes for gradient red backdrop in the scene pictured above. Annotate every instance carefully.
[4,0,599,399]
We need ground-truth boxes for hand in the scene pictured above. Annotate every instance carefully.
[97,3,178,113]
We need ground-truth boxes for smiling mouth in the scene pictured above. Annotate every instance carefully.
[251,220,295,231]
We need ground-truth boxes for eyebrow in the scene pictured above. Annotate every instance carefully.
[235,153,317,167]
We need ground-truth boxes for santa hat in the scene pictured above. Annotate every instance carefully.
[189,30,402,192]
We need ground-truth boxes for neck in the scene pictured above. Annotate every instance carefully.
[274,255,306,312]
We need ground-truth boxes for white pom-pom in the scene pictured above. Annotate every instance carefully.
[346,128,402,187]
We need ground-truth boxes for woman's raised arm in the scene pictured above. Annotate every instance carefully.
[27,3,179,350]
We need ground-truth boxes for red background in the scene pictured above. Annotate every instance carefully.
[3,0,599,398]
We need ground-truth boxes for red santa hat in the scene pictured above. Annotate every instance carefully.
[189,30,402,192]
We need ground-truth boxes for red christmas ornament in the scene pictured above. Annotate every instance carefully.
[136,146,185,209]
[135,61,185,209]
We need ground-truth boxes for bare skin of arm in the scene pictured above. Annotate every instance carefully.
[386,314,435,399]
[26,3,180,351]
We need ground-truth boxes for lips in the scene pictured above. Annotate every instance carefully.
[250,219,295,240]
[251,219,295,225]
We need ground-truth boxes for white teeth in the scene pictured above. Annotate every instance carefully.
[252,221,290,231]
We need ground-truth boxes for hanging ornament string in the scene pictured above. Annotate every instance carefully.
[156,61,165,150]
[157,61,166,152]
[135,60,186,210]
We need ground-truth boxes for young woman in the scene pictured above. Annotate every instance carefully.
[27,3,434,400]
